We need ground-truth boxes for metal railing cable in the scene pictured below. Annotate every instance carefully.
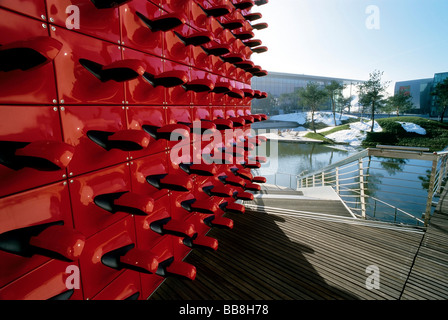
[255,146,448,227]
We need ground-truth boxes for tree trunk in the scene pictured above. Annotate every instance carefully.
[370,101,375,133]
[311,109,316,133]
[332,99,337,126]
[441,105,448,123]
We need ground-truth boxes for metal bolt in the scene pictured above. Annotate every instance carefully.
[63,181,67,186]
[41,15,46,20]
[60,99,64,104]
[50,17,54,22]
[42,23,47,29]
[52,99,57,104]
[69,172,73,176]
[62,174,67,178]
[53,107,58,111]
[60,107,65,111]
[70,179,74,183]
[51,26,56,31]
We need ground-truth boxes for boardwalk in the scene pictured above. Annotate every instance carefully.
[400,188,448,299]
[150,187,448,300]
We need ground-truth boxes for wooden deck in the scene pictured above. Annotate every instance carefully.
[150,186,448,301]
[400,188,448,299]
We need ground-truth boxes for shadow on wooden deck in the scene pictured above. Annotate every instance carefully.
[150,210,359,300]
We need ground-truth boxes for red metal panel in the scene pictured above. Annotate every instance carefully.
[129,151,170,201]
[164,60,192,106]
[0,0,46,21]
[0,105,67,197]
[0,0,267,300]
[91,270,141,300]
[134,194,171,250]
[60,105,126,175]
[120,0,164,57]
[0,182,74,288]
[164,26,191,66]
[189,0,209,31]
[139,234,197,299]
[126,106,168,159]
[78,216,138,299]
[50,27,125,105]
[157,0,191,16]
[46,0,121,43]
[0,260,83,300]
[190,68,214,106]
[123,48,165,105]
[138,235,174,299]
[0,10,58,105]
[165,106,192,149]
[69,163,139,238]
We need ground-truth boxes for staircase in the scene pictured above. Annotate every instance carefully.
[242,184,429,233]
[249,184,354,218]
[246,146,448,230]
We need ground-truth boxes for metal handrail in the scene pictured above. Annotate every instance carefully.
[338,186,425,225]
[294,146,448,227]
[255,145,448,227]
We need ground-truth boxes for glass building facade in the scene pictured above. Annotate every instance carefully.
[250,71,363,115]
[394,78,433,113]
[251,71,361,97]
[395,72,448,116]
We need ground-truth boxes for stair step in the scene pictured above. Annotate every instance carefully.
[250,198,352,217]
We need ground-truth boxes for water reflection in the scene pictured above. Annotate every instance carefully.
[255,139,433,225]
[258,140,357,177]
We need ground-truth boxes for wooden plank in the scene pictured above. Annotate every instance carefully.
[151,190,448,301]
[400,181,448,299]
[368,148,437,161]
[235,214,413,299]
[152,209,425,300]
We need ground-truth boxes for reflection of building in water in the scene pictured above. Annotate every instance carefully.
[394,72,448,115]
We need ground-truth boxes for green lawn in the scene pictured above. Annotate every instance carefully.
[362,116,448,152]
[304,124,350,143]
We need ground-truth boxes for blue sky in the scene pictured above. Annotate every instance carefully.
[251,0,448,93]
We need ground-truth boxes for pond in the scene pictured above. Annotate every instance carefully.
[253,139,434,226]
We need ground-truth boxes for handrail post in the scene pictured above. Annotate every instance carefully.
[358,158,366,219]
[424,158,438,226]
[335,167,340,194]
[437,155,447,194]
[322,171,325,186]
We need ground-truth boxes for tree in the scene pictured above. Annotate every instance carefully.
[357,70,390,132]
[384,91,414,116]
[252,92,275,115]
[278,90,300,114]
[298,82,327,133]
[337,95,354,120]
[324,80,346,126]
[432,77,448,123]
